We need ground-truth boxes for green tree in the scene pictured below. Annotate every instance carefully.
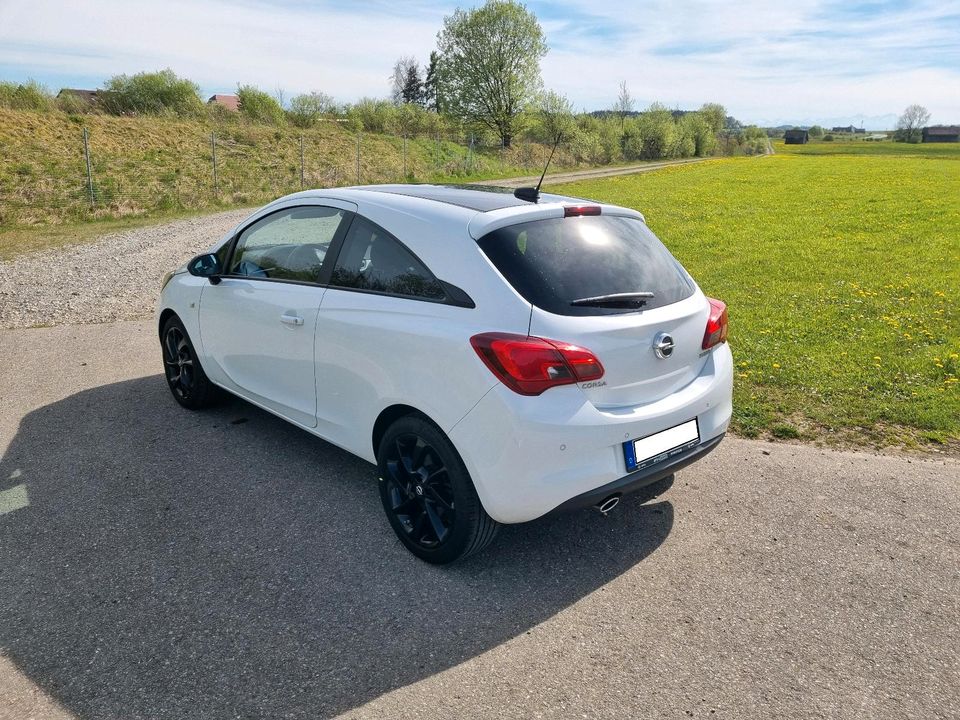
[614,80,634,134]
[436,0,548,147]
[237,85,286,125]
[636,103,676,159]
[288,91,334,128]
[895,104,930,143]
[423,51,440,111]
[698,103,727,134]
[808,124,824,138]
[681,112,716,156]
[390,57,418,104]
[401,65,425,106]
[102,69,202,116]
[537,90,574,144]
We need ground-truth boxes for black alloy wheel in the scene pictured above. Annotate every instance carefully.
[163,325,195,401]
[377,416,499,564]
[160,316,219,410]
[383,433,456,548]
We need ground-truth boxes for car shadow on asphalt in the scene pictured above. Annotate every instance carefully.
[0,375,674,719]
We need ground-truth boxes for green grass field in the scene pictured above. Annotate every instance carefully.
[552,142,960,450]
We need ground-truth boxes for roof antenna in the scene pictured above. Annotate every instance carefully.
[514,132,562,203]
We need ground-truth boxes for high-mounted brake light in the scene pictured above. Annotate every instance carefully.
[470,333,604,396]
[702,298,729,350]
[564,205,602,217]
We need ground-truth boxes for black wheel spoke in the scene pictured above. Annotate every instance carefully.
[423,501,448,543]
[426,485,453,511]
[411,510,428,542]
[164,331,179,362]
[391,492,418,514]
[382,431,456,551]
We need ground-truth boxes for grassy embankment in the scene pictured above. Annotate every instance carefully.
[552,140,960,450]
[0,108,582,259]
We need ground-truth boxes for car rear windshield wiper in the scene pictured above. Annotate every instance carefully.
[570,291,655,308]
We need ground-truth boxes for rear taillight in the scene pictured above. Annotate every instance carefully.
[470,333,604,396]
[702,298,729,350]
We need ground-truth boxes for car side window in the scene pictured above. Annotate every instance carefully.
[230,206,346,283]
[330,216,445,300]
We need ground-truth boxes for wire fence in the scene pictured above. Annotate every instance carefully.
[1,125,557,226]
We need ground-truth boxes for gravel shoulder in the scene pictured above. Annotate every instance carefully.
[0,209,251,329]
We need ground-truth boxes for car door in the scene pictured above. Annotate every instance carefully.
[313,213,474,456]
[199,201,355,428]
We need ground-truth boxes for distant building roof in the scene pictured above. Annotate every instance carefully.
[923,125,960,136]
[57,89,99,104]
[207,94,239,111]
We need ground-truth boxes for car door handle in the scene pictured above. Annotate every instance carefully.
[280,313,304,326]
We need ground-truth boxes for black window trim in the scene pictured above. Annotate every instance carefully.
[220,204,354,288]
[217,204,475,309]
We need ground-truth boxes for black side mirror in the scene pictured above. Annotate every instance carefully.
[187,253,222,284]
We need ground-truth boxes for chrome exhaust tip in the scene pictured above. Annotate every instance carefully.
[595,494,621,515]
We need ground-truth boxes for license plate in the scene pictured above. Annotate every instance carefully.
[623,419,700,472]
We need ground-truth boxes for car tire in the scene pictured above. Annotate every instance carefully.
[161,315,220,410]
[377,415,499,564]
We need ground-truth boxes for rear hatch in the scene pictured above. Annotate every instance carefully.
[476,211,709,409]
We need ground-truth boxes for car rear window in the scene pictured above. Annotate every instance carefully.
[476,215,695,316]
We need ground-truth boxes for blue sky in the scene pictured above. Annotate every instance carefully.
[1,0,958,127]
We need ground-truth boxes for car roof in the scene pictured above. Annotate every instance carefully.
[352,184,583,212]
[253,184,644,243]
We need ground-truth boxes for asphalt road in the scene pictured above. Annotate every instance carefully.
[1,321,958,720]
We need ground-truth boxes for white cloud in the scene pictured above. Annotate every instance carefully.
[1,0,958,125]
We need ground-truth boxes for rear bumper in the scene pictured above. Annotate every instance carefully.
[550,432,724,513]
[449,343,733,523]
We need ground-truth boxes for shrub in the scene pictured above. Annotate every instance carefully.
[0,80,55,111]
[636,104,676,159]
[102,69,203,116]
[345,97,396,133]
[237,86,286,125]
[388,103,435,137]
[808,125,824,138]
[823,133,834,141]
[287,92,335,128]
[680,112,716,157]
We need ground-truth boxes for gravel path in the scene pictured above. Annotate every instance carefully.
[477,157,709,188]
[0,209,251,329]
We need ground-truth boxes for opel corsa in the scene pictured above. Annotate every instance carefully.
[157,184,732,563]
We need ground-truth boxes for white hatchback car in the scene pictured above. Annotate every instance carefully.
[157,184,732,563]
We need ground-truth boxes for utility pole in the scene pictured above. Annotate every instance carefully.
[402,135,407,179]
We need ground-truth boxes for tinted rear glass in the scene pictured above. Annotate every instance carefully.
[477,215,695,316]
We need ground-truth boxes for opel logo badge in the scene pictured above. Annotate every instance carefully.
[653,332,675,359]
